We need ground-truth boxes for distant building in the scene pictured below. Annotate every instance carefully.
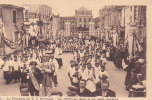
[75,7,93,34]
[99,5,146,57]
[0,4,24,55]
[60,16,76,33]
[27,4,52,19]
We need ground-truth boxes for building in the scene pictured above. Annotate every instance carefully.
[60,16,76,34]
[99,6,124,45]
[27,4,52,20]
[75,7,93,34]
[0,4,24,55]
[52,14,60,39]
[99,5,146,57]
[122,6,146,57]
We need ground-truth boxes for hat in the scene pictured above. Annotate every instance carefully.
[29,61,38,66]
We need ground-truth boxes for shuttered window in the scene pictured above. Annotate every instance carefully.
[13,10,16,23]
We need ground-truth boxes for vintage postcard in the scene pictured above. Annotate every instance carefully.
[0,0,151,100]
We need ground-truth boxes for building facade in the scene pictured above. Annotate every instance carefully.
[99,5,146,57]
[0,4,24,55]
[75,7,93,34]
[60,16,76,34]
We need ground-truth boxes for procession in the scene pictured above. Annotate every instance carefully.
[0,4,146,97]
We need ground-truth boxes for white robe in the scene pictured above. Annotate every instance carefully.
[54,48,62,58]
[49,59,59,73]
[85,68,96,92]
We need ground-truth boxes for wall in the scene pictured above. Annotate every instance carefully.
[2,8,16,41]
[2,6,24,54]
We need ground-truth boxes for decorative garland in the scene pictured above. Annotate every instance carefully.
[3,38,23,49]
[1,33,25,49]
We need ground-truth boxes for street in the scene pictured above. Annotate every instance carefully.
[0,53,128,97]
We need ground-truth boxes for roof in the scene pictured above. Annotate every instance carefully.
[77,7,89,11]
[60,16,76,20]
[100,5,126,12]
[0,4,24,10]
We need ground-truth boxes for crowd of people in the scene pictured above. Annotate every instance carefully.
[65,36,146,97]
[67,38,115,97]
[0,40,63,96]
[0,35,146,97]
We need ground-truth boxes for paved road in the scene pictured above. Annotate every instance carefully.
[0,53,128,96]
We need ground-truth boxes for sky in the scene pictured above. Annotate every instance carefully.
[0,0,106,17]
[0,0,150,17]
[47,0,105,17]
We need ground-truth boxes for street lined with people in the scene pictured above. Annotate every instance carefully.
[0,36,146,97]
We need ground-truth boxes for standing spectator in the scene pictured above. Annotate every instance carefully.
[3,56,12,85]
[54,44,63,69]
[41,56,55,96]
[12,56,20,83]
[49,53,59,87]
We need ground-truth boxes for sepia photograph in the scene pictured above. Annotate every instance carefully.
[0,0,148,98]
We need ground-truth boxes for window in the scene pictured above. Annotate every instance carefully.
[84,24,86,28]
[13,10,17,23]
[84,18,86,23]
[89,18,90,22]
[80,25,81,28]
[79,18,81,22]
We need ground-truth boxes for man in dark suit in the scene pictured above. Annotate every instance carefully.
[67,79,92,97]
[77,79,92,97]
[93,80,116,97]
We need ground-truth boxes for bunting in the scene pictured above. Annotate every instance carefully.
[0,33,25,49]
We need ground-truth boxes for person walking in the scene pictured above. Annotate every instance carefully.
[28,61,43,96]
